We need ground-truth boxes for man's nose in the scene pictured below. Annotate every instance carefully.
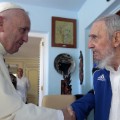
[23,34,28,42]
[88,40,94,49]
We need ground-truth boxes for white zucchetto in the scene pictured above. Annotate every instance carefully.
[0,2,23,12]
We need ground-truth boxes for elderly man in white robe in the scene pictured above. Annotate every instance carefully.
[0,2,75,120]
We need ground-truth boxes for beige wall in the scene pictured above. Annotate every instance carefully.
[5,57,39,105]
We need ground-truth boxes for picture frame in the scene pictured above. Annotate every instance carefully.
[52,16,76,48]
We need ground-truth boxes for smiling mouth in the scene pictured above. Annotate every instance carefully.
[18,42,23,46]
[16,43,22,49]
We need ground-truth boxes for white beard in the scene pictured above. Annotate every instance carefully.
[94,50,114,69]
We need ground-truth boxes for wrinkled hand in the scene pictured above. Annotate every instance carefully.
[62,106,76,120]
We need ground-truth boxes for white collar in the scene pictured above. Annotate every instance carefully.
[105,65,120,73]
[0,43,7,55]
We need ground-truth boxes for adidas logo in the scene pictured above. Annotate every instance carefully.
[97,74,106,81]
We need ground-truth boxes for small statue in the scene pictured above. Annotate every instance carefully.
[61,73,72,94]
[54,53,75,94]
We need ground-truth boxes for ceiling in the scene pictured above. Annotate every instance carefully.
[7,0,87,12]
[4,0,87,59]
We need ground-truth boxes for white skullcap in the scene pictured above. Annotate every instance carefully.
[0,2,23,13]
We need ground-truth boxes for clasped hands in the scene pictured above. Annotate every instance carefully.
[62,106,76,120]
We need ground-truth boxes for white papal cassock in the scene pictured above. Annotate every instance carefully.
[0,42,64,120]
[0,2,64,120]
[0,4,63,118]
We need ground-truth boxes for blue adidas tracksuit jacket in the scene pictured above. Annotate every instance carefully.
[71,68,112,120]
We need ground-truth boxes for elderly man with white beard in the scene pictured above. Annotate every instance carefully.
[63,14,120,120]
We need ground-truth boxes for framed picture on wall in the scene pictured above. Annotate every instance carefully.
[51,16,76,48]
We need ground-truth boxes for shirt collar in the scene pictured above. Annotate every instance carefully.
[105,65,120,73]
[0,43,7,55]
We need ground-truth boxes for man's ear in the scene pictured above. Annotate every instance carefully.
[0,16,4,32]
[112,31,120,48]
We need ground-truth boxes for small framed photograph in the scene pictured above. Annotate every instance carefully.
[52,16,76,48]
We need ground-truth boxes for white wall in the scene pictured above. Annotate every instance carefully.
[20,4,83,95]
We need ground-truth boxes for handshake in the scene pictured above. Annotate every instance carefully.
[62,106,76,120]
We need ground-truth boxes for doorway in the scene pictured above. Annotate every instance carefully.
[4,32,47,106]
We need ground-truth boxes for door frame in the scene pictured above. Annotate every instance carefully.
[29,32,48,106]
